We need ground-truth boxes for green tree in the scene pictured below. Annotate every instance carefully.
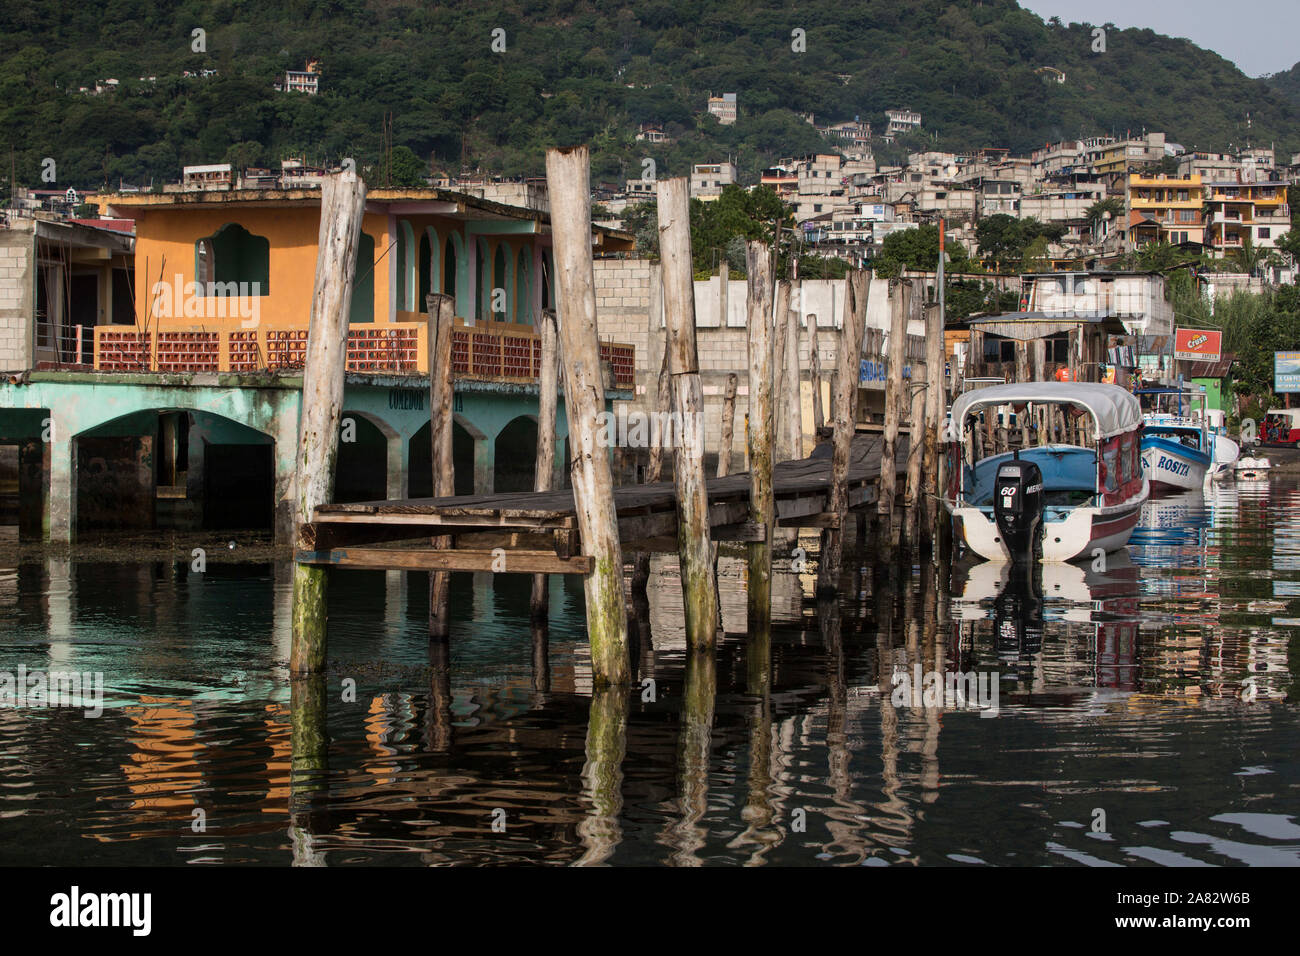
[388,145,428,187]
[874,224,970,277]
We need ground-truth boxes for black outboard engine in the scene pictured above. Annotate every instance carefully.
[993,452,1044,562]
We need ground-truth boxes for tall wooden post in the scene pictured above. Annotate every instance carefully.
[904,371,926,548]
[922,301,945,552]
[745,241,774,630]
[878,277,909,536]
[809,315,824,433]
[631,265,668,598]
[786,279,803,458]
[657,176,718,650]
[1015,340,1030,447]
[545,145,629,687]
[717,373,738,478]
[530,307,559,623]
[818,269,868,595]
[718,260,729,326]
[427,292,456,639]
[772,279,791,461]
[291,169,366,676]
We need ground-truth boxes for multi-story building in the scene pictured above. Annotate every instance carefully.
[1203,175,1291,253]
[689,162,737,200]
[706,93,737,125]
[1088,132,1166,175]
[883,109,921,141]
[1125,173,1205,248]
[760,165,798,199]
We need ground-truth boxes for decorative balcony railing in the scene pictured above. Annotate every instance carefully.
[92,321,635,389]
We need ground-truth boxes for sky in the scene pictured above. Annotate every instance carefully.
[1020,0,1299,77]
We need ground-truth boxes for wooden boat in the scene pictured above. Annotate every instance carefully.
[1136,387,1238,493]
[942,382,1148,563]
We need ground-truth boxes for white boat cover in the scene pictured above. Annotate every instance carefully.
[945,382,1142,442]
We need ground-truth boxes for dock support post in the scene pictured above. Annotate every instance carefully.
[657,176,718,650]
[745,241,774,631]
[545,145,629,687]
[818,269,869,595]
[922,300,945,553]
[785,278,803,459]
[809,315,825,434]
[772,279,791,462]
[631,264,669,600]
[904,371,926,550]
[291,169,366,676]
[530,307,559,624]
[877,276,908,555]
[427,292,456,640]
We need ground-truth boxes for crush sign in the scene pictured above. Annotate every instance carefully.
[1173,328,1222,362]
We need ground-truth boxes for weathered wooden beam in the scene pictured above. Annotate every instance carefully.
[745,241,774,630]
[772,279,791,462]
[291,169,366,676]
[922,300,945,554]
[785,276,803,459]
[809,313,824,433]
[297,548,594,575]
[428,291,456,639]
[818,269,869,594]
[878,277,907,523]
[658,176,718,650]
[545,145,629,687]
[530,307,559,623]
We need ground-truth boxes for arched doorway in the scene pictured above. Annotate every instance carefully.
[409,420,476,497]
[334,413,389,503]
[494,416,538,493]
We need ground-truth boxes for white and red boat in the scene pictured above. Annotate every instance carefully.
[942,382,1149,562]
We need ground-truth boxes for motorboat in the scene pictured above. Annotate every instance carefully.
[942,382,1149,563]
[1136,387,1238,494]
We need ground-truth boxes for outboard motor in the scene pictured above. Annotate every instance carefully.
[993,451,1044,562]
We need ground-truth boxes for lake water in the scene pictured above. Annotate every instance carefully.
[1,481,1297,866]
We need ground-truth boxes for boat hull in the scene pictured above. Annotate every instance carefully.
[947,487,1147,563]
[1140,435,1210,495]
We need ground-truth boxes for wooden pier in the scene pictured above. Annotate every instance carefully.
[296,434,903,575]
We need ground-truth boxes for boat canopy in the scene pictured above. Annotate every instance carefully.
[945,382,1142,442]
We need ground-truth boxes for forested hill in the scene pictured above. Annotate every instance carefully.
[1266,62,1300,109]
[1,0,1295,192]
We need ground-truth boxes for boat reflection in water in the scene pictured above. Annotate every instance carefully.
[949,551,1142,703]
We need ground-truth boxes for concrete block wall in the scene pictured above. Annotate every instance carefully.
[593,257,856,471]
[0,224,35,371]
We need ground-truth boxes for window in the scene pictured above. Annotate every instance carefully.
[1259,228,1271,239]
[194,223,270,294]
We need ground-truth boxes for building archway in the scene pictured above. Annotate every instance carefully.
[493,415,538,492]
[409,419,476,497]
[334,412,391,503]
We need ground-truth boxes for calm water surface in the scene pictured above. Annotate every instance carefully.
[1,480,1297,866]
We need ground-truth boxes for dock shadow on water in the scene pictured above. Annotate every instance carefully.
[0,480,1298,865]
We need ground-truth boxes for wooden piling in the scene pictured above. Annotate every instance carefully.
[718,259,729,326]
[717,372,738,478]
[921,301,945,552]
[530,307,559,623]
[809,315,824,433]
[878,277,909,532]
[291,169,367,676]
[631,265,668,598]
[785,279,803,459]
[545,145,629,687]
[745,241,775,629]
[657,176,718,650]
[1015,340,1030,447]
[772,279,791,462]
[427,292,456,639]
[817,269,869,595]
[904,374,926,548]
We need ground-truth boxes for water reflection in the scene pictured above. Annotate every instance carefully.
[0,480,1296,866]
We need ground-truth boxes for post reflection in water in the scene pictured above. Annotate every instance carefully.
[289,674,329,868]
[1,478,1297,866]
[575,687,628,866]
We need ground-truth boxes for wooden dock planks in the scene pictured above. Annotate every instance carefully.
[297,434,905,573]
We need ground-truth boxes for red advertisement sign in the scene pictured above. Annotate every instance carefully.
[1173,327,1222,362]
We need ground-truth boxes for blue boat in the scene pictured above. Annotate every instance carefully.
[1136,387,1236,495]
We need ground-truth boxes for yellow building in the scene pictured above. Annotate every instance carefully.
[1125,174,1205,249]
[96,186,633,373]
[1202,178,1291,254]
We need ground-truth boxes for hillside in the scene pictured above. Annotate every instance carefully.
[1266,61,1300,109]
[1,0,1296,192]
